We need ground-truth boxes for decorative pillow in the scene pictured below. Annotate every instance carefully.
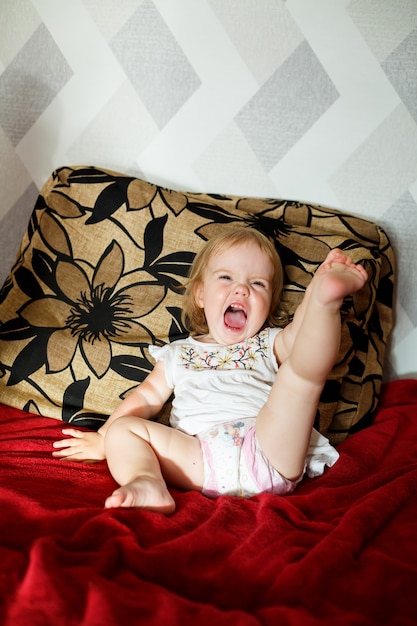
[0,166,395,444]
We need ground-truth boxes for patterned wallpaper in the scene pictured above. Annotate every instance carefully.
[1,0,416,378]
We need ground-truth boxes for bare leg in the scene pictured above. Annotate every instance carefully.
[104,416,204,513]
[256,250,367,481]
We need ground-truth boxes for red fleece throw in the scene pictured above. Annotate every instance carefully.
[0,379,417,625]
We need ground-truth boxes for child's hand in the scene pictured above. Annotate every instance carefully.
[52,428,105,462]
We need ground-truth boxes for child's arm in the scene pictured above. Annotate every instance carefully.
[52,361,173,462]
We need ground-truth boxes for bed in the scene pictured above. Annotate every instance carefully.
[0,166,416,625]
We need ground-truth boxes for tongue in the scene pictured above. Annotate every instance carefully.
[224,308,246,330]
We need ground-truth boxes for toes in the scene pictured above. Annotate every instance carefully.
[104,490,126,508]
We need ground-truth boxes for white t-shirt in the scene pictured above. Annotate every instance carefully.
[149,327,281,435]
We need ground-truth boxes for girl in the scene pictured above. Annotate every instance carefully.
[53,228,368,514]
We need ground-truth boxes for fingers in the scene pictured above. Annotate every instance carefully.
[52,442,92,461]
[52,430,86,456]
[52,447,78,459]
[52,429,105,462]
[52,450,84,462]
[61,428,84,437]
[53,437,79,450]
[53,427,90,447]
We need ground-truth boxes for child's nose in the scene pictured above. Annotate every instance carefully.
[234,282,249,296]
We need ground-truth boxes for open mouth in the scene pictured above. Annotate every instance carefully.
[224,304,247,330]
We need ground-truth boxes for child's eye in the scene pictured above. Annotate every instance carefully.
[252,280,266,288]
[219,274,231,281]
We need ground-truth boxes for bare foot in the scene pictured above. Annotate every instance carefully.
[104,476,176,514]
[313,249,368,306]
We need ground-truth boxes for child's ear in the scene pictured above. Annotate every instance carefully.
[194,281,204,308]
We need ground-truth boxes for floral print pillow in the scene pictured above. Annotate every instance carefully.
[0,166,395,444]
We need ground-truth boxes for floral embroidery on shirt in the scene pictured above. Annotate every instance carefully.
[179,329,270,370]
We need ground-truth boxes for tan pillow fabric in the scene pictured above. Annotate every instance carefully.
[0,166,395,444]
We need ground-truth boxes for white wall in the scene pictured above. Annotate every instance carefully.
[1,0,416,378]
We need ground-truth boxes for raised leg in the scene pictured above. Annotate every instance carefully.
[256,250,367,481]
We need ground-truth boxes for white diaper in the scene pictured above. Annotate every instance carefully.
[197,418,299,498]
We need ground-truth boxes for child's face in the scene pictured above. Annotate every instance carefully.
[194,241,274,345]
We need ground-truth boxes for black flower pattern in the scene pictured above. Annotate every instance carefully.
[18,241,166,378]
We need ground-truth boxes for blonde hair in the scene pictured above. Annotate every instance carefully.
[182,227,287,335]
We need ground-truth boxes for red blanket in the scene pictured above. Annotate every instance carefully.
[1,379,417,625]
